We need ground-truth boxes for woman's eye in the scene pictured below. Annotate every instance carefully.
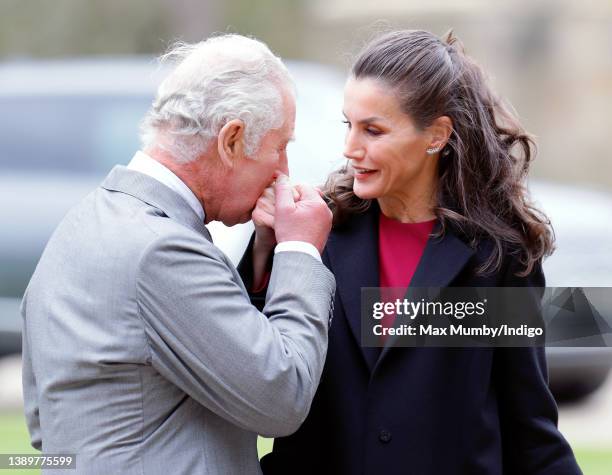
[343,120,381,136]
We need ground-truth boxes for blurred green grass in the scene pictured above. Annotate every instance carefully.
[0,412,40,475]
[1,412,609,474]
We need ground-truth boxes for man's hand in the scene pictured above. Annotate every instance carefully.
[274,174,332,254]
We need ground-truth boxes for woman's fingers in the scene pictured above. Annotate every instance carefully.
[252,205,274,228]
[252,182,303,229]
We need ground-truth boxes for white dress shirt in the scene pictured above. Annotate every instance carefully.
[127,151,321,262]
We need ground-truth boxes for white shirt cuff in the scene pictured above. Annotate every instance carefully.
[274,241,322,262]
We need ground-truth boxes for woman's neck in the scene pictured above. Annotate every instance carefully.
[377,188,437,223]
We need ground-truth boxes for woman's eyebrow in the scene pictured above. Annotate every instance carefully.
[342,111,384,124]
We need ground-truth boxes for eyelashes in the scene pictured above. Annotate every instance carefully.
[342,120,382,136]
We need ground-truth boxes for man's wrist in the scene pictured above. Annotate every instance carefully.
[275,241,322,262]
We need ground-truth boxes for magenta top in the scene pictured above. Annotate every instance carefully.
[378,213,435,339]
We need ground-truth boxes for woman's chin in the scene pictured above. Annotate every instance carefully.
[353,184,380,201]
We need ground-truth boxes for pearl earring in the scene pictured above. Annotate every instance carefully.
[426,146,440,155]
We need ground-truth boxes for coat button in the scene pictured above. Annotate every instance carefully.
[379,430,392,443]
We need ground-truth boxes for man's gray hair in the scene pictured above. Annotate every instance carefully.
[140,34,295,162]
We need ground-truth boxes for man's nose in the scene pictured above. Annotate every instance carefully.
[278,153,290,175]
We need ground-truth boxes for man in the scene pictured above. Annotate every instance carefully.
[21,34,335,474]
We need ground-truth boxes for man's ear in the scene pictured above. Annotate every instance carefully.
[427,115,453,149]
[217,119,245,168]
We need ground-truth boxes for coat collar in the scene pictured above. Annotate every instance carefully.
[100,165,212,242]
[326,202,476,374]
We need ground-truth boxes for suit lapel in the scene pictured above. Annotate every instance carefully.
[326,204,381,372]
[374,221,476,370]
[100,166,212,242]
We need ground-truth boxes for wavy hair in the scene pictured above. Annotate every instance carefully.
[324,30,554,276]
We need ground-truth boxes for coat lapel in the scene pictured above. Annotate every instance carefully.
[326,204,381,372]
[374,221,476,370]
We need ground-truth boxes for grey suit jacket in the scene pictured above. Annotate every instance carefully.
[21,166,335,475]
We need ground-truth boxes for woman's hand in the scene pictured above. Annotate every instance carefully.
[252,185,277,250]
[250,182,299,291]
[252,183,300,249]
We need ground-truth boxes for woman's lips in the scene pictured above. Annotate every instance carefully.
[354,168,378,180]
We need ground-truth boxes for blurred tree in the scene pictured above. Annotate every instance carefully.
[0,0,189,57]
[0,0,305,59]
[219,0,306,58]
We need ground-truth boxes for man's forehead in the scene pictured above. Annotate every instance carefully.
[276,126,294,145]
[282,101,296,141]
[283,119,295,142]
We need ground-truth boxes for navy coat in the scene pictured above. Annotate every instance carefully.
[246,204,582,475]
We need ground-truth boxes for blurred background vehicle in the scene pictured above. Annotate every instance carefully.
[533,184,612,401]
[1,57,611,403]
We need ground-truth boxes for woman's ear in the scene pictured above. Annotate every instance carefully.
[428,115,453,150]
[217,119,245,168]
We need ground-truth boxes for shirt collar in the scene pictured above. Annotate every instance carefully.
[127,151,205,222]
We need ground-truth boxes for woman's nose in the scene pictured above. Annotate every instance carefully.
[343,132,365,161]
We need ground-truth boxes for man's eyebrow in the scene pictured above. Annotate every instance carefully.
[341,111,384,124]
[280,136,294,147]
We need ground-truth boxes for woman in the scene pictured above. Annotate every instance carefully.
[245,30,581,474]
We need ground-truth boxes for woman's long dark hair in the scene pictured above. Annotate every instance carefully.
[324,29,554,276]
